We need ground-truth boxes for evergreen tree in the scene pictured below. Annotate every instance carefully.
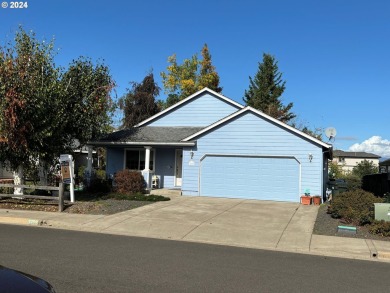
[199,44,222,93]
[119,73,160,128]
[244,53,295,123]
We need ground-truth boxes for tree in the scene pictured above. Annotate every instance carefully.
[199,44,222,93]
[352,160,378,178]
[0,27,115,186]
[119,73,160,128]
[61,57,116,144]
[329,162,343,179]
[160,44,222,107]
[244,53,295,123]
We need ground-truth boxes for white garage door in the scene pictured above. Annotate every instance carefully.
[200,155,300,202]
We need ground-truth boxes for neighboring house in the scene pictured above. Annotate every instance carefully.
[332,150,381,173]
[73,145,98,173]
[89,88,332,202]
[379,158,390,173]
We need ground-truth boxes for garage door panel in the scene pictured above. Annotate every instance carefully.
[200,155,299,202]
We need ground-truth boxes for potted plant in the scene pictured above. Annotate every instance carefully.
[300,195,312,205]
[312,196,322,205]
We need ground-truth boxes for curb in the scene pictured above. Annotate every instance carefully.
[378,251,390,260]
[0,216,46,226]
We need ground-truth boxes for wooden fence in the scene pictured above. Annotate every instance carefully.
[0,183,65,212]
[362,173,390,197]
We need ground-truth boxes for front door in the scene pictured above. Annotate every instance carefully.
[175,149,183,187]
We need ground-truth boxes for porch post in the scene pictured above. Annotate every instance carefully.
[144,146,151,171]
[143,146,151,189]
[87,145,93,174]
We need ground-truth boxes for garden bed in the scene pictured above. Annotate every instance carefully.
[0,192,170,215]
[313,203,390,242]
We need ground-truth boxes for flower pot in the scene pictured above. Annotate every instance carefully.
[300,195,312,205]
[312,196,321,205]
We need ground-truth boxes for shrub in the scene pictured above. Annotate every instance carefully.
[77,166,86,183]
[0,186,13,194]
[369,220,390,237]
[328,189,382,225]
[341,173,362,191]
[81,169,110,193]
[114,170,145,194]
[95,169,106,180]
[384,193,390,203]
[87,178,111,193]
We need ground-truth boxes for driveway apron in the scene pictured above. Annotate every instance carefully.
[98,196,318,251]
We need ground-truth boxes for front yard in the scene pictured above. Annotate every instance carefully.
[0,191,170,215]
[313,203,390,242]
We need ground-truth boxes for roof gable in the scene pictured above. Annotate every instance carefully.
[136,88,244,127]
[182,106,331,149]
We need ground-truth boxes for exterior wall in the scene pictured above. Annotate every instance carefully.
[154,148,176,188]
[106,146,177,188]
[106,147,124,177]
[145,93,241,127]
[181,112,325,198]
[332,157,379,173]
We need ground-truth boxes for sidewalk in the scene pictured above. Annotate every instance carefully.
[1,196,390,262]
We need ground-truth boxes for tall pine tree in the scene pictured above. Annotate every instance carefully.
[244,53,295,123]
[119,73,160,128]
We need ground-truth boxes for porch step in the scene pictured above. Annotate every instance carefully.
[149,188,181,197]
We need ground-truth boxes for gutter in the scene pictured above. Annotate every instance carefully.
[88,141,196,147]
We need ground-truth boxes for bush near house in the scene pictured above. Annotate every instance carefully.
[328,189,382,225]
[342,173,362,191]
[114,170,146,194]
[86,169,111,193]
[369,220,390,237]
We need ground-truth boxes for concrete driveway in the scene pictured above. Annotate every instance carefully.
[82,196,318,252]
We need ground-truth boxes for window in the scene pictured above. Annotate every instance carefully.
[125,149,154,171]
[338,157,345,163]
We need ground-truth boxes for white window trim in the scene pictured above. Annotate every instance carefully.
[123,148,156,172]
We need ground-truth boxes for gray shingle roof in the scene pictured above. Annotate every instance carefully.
[333,150,381,159]
[379,158,390,166]
[97,126,204,143]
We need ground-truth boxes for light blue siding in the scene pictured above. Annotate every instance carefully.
[146,93,241,127]
[106,147,177,189]
[182,111,324,201]
[106,147,124,177]
[200,155,299,201]
[154,148,176,188]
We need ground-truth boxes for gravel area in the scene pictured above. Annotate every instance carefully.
[0,198,153,215]
[313,203,390,242]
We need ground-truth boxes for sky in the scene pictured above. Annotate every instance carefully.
[0,0,389,158]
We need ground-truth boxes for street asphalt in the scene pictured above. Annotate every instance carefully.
[0,195,389,262]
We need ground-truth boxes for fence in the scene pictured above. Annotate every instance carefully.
[0,183,65,212]
[362,173,390,197]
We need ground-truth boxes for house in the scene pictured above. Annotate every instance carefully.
[332,150,381,173]
[89,88,332,202]
[379,158,390,173]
